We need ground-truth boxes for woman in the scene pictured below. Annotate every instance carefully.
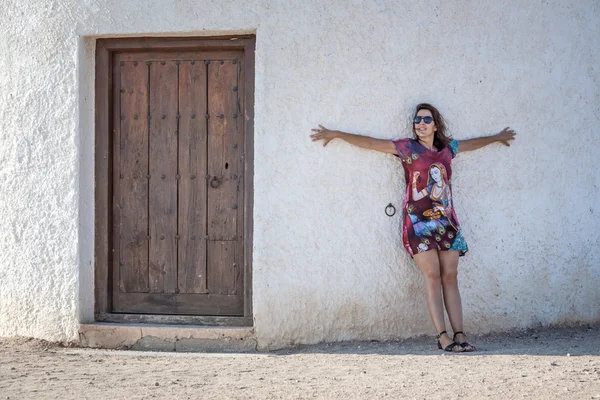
[310,103,516,352]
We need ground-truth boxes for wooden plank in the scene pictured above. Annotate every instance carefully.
[96,313,252,327]
[148,60,178,294]
[111,57,123,301]
[234,53,246,307]
[178,60,209,294]
[242,39,256,318]
[230,59,244,240]
[207,240,239,296]
[117,60,150,293]
[207,58,242,240]
[112,292,243,315]
[111,56,123,307]
[119,51,240,62]
[94,41,110,315]
[205,57,243,309]
[100,37,255,52]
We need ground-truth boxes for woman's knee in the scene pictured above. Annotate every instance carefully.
[423,268,442,283]
[414,250,442,281]
[441,269,458,285]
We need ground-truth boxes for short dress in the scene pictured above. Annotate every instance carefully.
[392,138,468,257]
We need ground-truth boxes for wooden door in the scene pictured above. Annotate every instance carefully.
[111,50,245,315]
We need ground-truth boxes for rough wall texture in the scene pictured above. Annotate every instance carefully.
[0,0,598,348]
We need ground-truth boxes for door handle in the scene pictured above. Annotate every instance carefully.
[210,176,220,188]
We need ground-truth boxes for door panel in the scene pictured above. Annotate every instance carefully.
[178,60,209,294]
[112,292,243,315]
[207,60,242,241]
[112,51,245,315]
[118,61,149,293]
[148,61,179,294]
[207,240,240,296]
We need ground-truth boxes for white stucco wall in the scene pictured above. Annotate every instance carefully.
[0,0,598,348]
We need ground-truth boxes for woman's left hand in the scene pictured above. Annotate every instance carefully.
[495,127,517,146]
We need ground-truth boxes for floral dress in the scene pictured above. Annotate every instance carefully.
[392,138,468,257]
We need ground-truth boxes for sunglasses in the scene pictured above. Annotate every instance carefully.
[414,116,434,124]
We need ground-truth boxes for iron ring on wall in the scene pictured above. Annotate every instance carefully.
[385,203,396,217]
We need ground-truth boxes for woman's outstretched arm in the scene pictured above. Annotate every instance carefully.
[310,124,398,155]
[456,127,516,153]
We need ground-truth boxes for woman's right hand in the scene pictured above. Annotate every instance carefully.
[310,124,338,147]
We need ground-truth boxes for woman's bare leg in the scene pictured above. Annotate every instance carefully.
[438,250,462,331]
[438,250,475,350]
[413,249,462,351]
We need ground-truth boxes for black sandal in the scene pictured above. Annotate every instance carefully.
[436,331,463,352]
[453,331,476,352]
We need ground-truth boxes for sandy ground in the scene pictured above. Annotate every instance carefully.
[1,325,599,400]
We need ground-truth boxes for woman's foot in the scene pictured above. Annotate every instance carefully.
[437,331,464,352]
[453,331,476,352]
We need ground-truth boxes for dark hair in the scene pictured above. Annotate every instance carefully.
[412,103,452,150]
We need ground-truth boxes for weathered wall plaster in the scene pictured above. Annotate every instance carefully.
[0,0,598,349]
